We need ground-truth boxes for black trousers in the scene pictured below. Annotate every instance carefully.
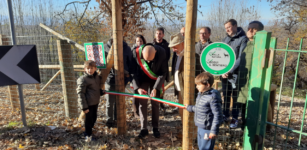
[221,77,241,119]
[85,104,98,136]
[135,79,160,130]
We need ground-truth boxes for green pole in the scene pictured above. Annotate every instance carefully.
[243,31,272,150]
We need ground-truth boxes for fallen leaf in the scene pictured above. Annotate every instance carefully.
[123,144,129,150]
[130,138,135,144]
[19,144,24,148]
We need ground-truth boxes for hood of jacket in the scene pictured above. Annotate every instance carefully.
[224,27,246,41]
[153,39,168,45]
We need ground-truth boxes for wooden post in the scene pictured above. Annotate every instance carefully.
[267,84,277,130]
[35,84,40,91]
[39,23,85,52]
[112,0,126,135]
[214,80,220,90]
[183,0,198,149]
[41,70,61,91]
[8,85,20,110]
[100,45,114,89]
[0,34,20,110]
[57,40,78,118]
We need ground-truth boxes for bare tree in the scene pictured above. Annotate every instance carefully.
[206,0,261,42]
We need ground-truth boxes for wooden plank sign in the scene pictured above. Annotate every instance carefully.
[84,42,106,69]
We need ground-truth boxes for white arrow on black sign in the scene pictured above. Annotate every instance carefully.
[0,45,40,86]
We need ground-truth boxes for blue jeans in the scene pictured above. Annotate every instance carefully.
[197,128,216,150]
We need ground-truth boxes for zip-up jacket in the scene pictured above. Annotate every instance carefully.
[222,27,248,73]
[186,88,223,134]
[76,72,103,110]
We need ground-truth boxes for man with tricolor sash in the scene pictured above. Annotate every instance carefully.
[130,43,168,138]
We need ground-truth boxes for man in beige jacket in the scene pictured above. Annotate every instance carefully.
[169,33,185,121]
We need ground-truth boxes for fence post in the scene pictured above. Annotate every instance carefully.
[35,84,40,91]
[57,40,78,118]
[183,0,198,149]
[112,0,126,135]
[258,37,277,141]
[0,34,20,110]
[243,31,272,150]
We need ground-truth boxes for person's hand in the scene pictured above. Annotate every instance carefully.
[209,133,217,139]
[138,88,147,95]
[222,73,229,78]
[83,109,89,114]
[184,104,188,109]
[150,89,157,97]
[100,89,106,96]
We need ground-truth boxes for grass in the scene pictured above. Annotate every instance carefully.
[0,120,37,135]
[46,121,51,126]
[28,120,36,127]
[7,121,22,128]
[0,121,21,135]
[276,86,306,100]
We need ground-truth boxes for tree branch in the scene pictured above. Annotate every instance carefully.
[126,0,153,7]
[55,0,91,17]
[99,0,112,14]
[78,1,90,26]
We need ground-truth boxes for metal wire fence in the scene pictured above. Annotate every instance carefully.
[2,32,306,149]
[0,32,244,149]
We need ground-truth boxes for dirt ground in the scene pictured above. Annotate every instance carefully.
[0,85,306,150]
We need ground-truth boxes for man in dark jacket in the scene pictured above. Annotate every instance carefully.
[153,27,170,82]
[221,19,248,128]
[153,27,170,111]
[237,21,264,129]
[130,43,168,139]
[104,39,133,128]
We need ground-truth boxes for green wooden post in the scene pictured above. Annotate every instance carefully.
[243,31,272,150]
[256,37,277,147]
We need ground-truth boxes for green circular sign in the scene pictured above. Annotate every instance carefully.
[200,42,236,76]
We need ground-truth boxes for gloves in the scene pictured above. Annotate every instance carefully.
[100,89,106,96]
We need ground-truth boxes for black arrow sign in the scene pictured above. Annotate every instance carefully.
[0,45,40,86]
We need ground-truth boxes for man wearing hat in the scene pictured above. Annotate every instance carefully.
[169,33,185,121]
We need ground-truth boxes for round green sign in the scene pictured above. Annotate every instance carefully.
[200,42,236,76]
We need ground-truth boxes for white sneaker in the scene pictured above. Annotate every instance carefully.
[229,119,239,128]
[85,136,92,142]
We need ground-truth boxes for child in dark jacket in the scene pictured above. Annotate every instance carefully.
[76,60,105,142]
[184,72,223,150]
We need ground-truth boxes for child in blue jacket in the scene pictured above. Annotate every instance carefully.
[184,72,223,150]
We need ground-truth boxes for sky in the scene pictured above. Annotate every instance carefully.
[85,0,278,24]
[0,0,278,25]
[180,0,277,24]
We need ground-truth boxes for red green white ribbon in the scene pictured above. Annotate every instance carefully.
[105,91,184,109]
